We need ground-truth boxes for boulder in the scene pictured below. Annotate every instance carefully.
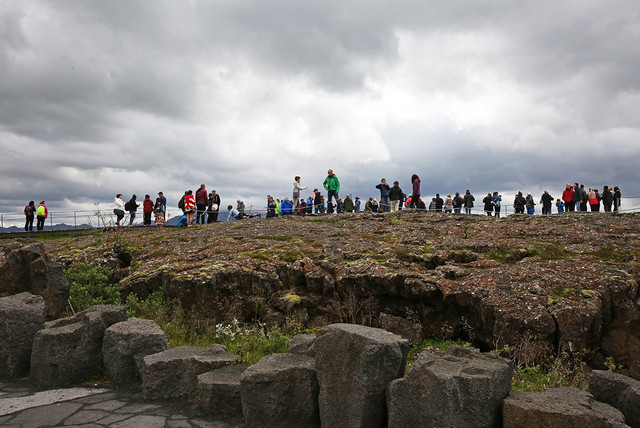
[314,323,410,428]
[241,353,319,428]
[0,292,45,379]
[387,346,513,427]
[30,305,127,388]
[379,312,423,345]
[288,333,316,356]
[503,388,629,427]
[102,317,169,387]
[0,243,70,319]
[197,364,248,418]
[141,345,239,400]
[589,370,640,427]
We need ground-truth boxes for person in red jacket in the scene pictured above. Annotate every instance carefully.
[142,194,154,226]
[195,184,208,224]
[562,184,575,212]
[184,190,196,225]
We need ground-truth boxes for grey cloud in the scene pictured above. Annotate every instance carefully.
[0,0,639,217]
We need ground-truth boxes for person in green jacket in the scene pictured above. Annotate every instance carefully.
[323,169,342,213]
[343,194,354,212]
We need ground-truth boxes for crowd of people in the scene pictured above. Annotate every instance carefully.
[19,170,624,231]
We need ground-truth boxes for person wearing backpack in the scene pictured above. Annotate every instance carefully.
[24,201,36,231]
[125,195,139,226]
[178,191,186,214]
[36,201,48,231]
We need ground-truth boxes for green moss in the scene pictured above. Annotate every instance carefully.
[358,249,391,264]
[242,250,271,261]
[592,245,638,263]
[279,250,304,263]
[535,243,568,261]
[281,291,302,307]
[547,287,574,305]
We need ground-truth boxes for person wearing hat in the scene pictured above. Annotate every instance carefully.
[525,193,536,215]
[36,201,48,231]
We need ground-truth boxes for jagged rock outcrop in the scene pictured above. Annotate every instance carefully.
[141,345,239,400]
[197,364,248,418]
[0,292,45,379]
[314,323,410,428]
[43,212,640,372]
[0,243,70,319]
[388,346,513,427]
[503,388,629,427]
[102,317,169,387]
[589,370,640,428]
[30,305,127,388]
[241,353,319,428]
[379,312,423,345]
[287,333,316,356]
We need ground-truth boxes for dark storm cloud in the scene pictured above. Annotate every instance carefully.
[0,0,639,219]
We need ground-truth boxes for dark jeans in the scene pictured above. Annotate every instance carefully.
[207,211,219,223]
[454,208,461,214]
[566,202,575,211]
[143,212,152,225]
[37,216,45,231]
[25,216,34,231]
[542,207,551,215]
[196,204,207,223]
[494,207,501,218]
[129,211,136,225]
[328,190,341,212]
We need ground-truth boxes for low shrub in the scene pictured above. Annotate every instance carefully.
[65,261,120,312]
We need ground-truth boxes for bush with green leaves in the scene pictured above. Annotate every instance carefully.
[65,261,120,312]
[126,288,289,364]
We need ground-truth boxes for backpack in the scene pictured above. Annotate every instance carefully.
[36,205,46,216]
[178,196,185,210]
[24,205,33,216]
[124,201,132,211]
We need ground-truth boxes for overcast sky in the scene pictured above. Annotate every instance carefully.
[1,0,639,220]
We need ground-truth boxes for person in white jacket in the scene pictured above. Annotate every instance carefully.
[292,176,307,214]
[113,194,125,227]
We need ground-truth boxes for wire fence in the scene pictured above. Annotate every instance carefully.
[1,197,638,233]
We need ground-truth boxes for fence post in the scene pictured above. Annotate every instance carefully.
[1,214,3,233]
[50,213,53,230]
[74,211,77,229]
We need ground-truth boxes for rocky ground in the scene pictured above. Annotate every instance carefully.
[11,210,640,375]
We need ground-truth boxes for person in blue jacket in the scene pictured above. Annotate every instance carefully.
[176,215,188,228]
[281,198,293,215]
[376,178,391,212]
